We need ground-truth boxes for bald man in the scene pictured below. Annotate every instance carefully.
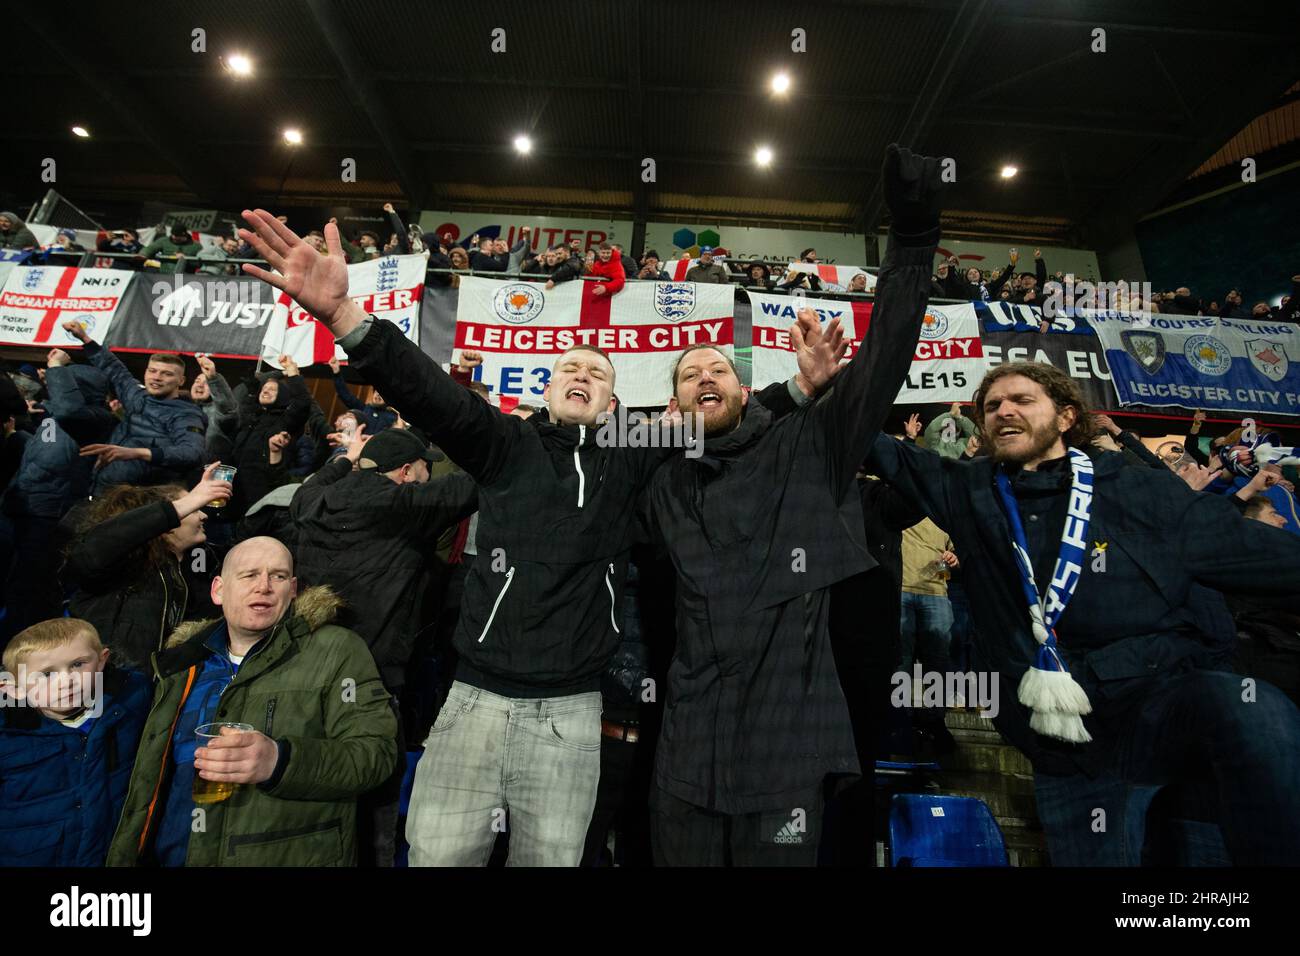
[107,537,398,867]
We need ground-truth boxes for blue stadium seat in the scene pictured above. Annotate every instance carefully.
[889,793,1009,867]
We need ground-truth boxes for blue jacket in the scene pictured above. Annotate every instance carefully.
[2,364,116,520]
[82,341,206,492]
[333,375,397,433]
[0,667,151,866]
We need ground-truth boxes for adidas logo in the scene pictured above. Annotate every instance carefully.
[773,820,804,845]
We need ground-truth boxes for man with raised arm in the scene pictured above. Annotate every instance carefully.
[867,361,1300,865]
[643,145,946,865]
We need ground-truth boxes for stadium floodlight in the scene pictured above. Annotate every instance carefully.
[755,146,774,166]
[771,72,791,95]
[513,135,532,155]
[283,128,303,145]
[71,126,89,138]
[1000,165,1019,179]
[226,54,254,76]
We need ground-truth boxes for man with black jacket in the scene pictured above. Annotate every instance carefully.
[290,425,477,866]
[642,145,945,865]
[235,207,834,866]
[868,360,1300,865]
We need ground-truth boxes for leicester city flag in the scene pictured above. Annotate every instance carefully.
[1088,311,1300,417]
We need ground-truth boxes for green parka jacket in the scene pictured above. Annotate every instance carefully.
[106,586,398,866]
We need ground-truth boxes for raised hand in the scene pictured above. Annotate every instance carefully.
[79,444,148,468]
[458,349,484,370]
[904,413,922,439]
[343,422,370,463]
[195,353,217,379]
[790,307,848,395]
[47,348,72,368]
[238,209,360,338]
[950,401,962,418]
[278,354,299,376]
[1093,413,1122,436]
[882,145,948,236]
[173,461,232,515]
[61,320,90,344]
[328,355,341,375]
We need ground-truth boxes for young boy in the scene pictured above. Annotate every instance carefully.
[0,618,151,866]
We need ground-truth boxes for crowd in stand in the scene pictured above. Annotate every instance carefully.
[7,206,1298,322]
[2,148,1300,870]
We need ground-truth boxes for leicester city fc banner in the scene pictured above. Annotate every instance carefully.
[452,276,734,407]
[747,291,989,402]
[0,265,130,347]
[269,254,425,366]
[1088,312,1300,417]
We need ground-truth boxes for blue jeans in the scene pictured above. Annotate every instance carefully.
[898,592,953,674]
[1033,670,1300,865]
[404,682,602,866]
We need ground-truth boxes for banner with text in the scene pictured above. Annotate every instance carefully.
[1089,312,1300,417]
[267,254,425,366]
[452,277,734,406]
[0,265,130,347]
[747,292,988,402]
[107,273,280,358]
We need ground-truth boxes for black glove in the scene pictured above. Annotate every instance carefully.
[882,144,947,242]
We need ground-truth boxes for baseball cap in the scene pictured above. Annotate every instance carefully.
[699,245,715,254]
[58,228,77,240]
[358,428,438,472]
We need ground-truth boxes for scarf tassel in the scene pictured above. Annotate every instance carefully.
[1017,646,1093,744]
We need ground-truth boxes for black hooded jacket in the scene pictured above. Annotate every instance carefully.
[228,374,310,515]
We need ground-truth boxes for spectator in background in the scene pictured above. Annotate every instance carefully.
[1008,250,1048,305]
[97,229,143,267]
[61,321,207,493]
[0,618,152,867]
[329,356,397,433]
[0,211,38,250]
[51,229,86,254]
[684,246,729,284]
[227,356,311,517]
[587,242,626,298]
[899,517,959,753]
[923,402,976,459]
[544,245,584,289]
[140,224,201,274]
[190,354,239,463]
[197,236,238,276]
[745,262,775,290]
[584,249,596,270]
[568,237,584,261]
[1219,289,1250,319]
[637,250,669,281]
[1270,277,1300,322]
[61,465,230,674]
[778,247,823,293]
[290,425,477,866]
[446,246,471,287]
[846,274,869,294]
[468,235,507,272]
[2,348,116,633]
[611,243,638,278]
[105,537,398,867]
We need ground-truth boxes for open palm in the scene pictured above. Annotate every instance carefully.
[238,209,351,331]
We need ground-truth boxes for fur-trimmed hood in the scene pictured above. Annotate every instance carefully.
[163,584,344,649]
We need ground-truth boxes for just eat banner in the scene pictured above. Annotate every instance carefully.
[452,276,735,406]
[747,292,988,402]
[0,264,130,347]
[267,254,425,366]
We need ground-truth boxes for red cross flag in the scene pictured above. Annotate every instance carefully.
[453,276,735,407]
[0,265,129,347]
[262,254,425,366]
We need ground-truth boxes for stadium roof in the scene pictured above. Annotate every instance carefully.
[4,0,1299,245]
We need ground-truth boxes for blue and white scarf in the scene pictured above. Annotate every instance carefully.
[993,448,1095,743]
